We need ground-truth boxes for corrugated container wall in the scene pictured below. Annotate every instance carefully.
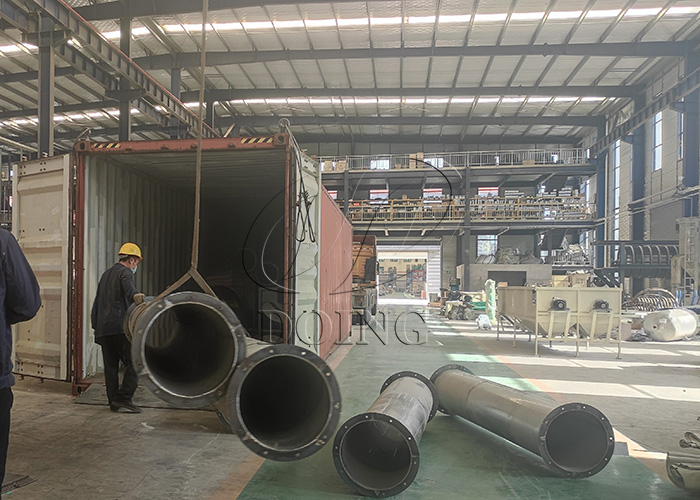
[319,188,352,359]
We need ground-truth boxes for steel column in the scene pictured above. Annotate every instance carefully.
[119,15,132,141]
[343,169,349,218]
[169,67,181,139]
[628,95,647,294]
[595,150,608,268]
[684,56,700,218]
[37,19,54,157]
[462,166,471,289]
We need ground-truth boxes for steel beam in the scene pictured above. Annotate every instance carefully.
[0,67,76,84]
[0,0,28,30]
[75,0,394,21]
[296,134,581,145]
[169,67,181,139]
[179,85,641,102]
[19,0,217,137]
[119,15,131,141]
[593,67,700,155]
[220,115,600,128]
[37,19,54,157]
[135,42,690,70]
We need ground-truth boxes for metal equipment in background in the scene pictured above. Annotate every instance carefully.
[497,286,623,357]
[217,339,342,461]
[128,292,248,408]
[643,309,700,341]
[333,371,438,497]
[430,365,615,478]
[668,432,700,491]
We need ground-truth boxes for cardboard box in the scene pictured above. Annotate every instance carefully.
[568,274,589,287]
[409,152,425,168]
[521,159,536,166]
[335,160,348,172]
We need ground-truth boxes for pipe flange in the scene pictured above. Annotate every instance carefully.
[227,343,342,462]
[130,291,248,408]
[381,371,439,422]
[538,402,616,478]
[429,364,474,415]
[333,412,421,498]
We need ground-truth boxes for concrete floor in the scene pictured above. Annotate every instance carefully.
[4,303,699,499]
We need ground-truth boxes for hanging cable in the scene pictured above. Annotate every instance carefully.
[154,0,215,300]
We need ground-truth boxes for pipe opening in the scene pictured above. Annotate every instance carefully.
[239,356,331,451]
[144,304,236,397]
[544,410,611,474]
[339,420,412,492]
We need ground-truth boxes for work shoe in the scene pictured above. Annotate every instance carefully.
[110,401,142,413]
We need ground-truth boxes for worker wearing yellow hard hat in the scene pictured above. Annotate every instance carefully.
[90,242,145,414]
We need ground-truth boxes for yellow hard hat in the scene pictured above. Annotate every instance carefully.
[118,243,142,260]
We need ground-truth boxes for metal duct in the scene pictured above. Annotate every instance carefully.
[129,292,248,408]
[333,371,438,497]
[218,339,341,461]
[431,365,615,478]
[667,452,700,491]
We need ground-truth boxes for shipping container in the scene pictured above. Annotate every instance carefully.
[12,135,349,393]
[319,188,353,359]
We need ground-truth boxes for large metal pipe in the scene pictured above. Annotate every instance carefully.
[643,308,700,341]
[217,339,342,461]
[333,371,438,497]
[129,292,248,408]
[431,365,615,478]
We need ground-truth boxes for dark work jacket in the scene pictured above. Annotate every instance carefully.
[91,263,138,342]
[0,230,41,389]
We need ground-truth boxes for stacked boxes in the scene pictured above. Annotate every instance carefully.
[409,152,425,168]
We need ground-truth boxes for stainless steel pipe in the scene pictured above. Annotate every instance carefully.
[218,339,342,461]
[333,371,438,497]
[431,365,615,478]
[129,292,248,408]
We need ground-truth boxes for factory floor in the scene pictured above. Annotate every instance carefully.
[4,304,699,499]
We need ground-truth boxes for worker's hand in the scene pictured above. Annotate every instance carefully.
[133,293,146,305]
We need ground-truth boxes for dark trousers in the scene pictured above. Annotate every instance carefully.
[99,335,138,405]
[0,387,13,488]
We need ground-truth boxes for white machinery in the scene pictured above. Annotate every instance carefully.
[497,286,623,357]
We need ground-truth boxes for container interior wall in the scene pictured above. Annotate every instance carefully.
[319,188,353,359]
[81,149,287,377]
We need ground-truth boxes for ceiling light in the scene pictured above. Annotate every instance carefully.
[450,97,475,103]
[666,6,700,15]
[528,97,552,102]
[0,45,21,53]
[511,12,545,21]
[438,15,471,23]
[474,13,508,23]
[408,16,436,24]
[581,97,606,102]
[370,17,402,25]
[244,99,266,105]
[554,97,579,102]
[132,27,150,36]
[586,9,622,19]
[404,98,426,104]
[337,18,369,26]
[378,98,402,104]
[273,20,305,29]
[478,97,500,103]
[625,8,662,17]
[67,114,85,120]
[287,98,309,104]
[242,21,274,30]
[426,98,450,104]
[212,23,243,30]
[86,112,105,118]
[305,19,337,27]
[548,11,582,20]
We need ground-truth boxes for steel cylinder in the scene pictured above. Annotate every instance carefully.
[130,292,248,408]
[431,365,615,478]
[217,339,341,461]
[333,371,438,497]
[643,308,700,341]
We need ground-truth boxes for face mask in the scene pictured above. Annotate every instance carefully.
[132,266,138,274]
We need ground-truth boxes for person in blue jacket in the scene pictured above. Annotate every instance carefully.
[91,243,145,414]
[0,229,41,487]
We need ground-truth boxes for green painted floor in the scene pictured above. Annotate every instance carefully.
[238,305,686,500]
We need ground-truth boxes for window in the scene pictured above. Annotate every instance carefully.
[679,111,685,161]
[652,112,662,171]
[477,235,498,257]
[423,188,442,203]
[612,140,620,241]
[478,187,499,197]
[423,157,444,169]
[369,189,388,203]
[370,158,390,170]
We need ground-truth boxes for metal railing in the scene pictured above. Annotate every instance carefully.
[346,196,594,223]
[319,148,588,172]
